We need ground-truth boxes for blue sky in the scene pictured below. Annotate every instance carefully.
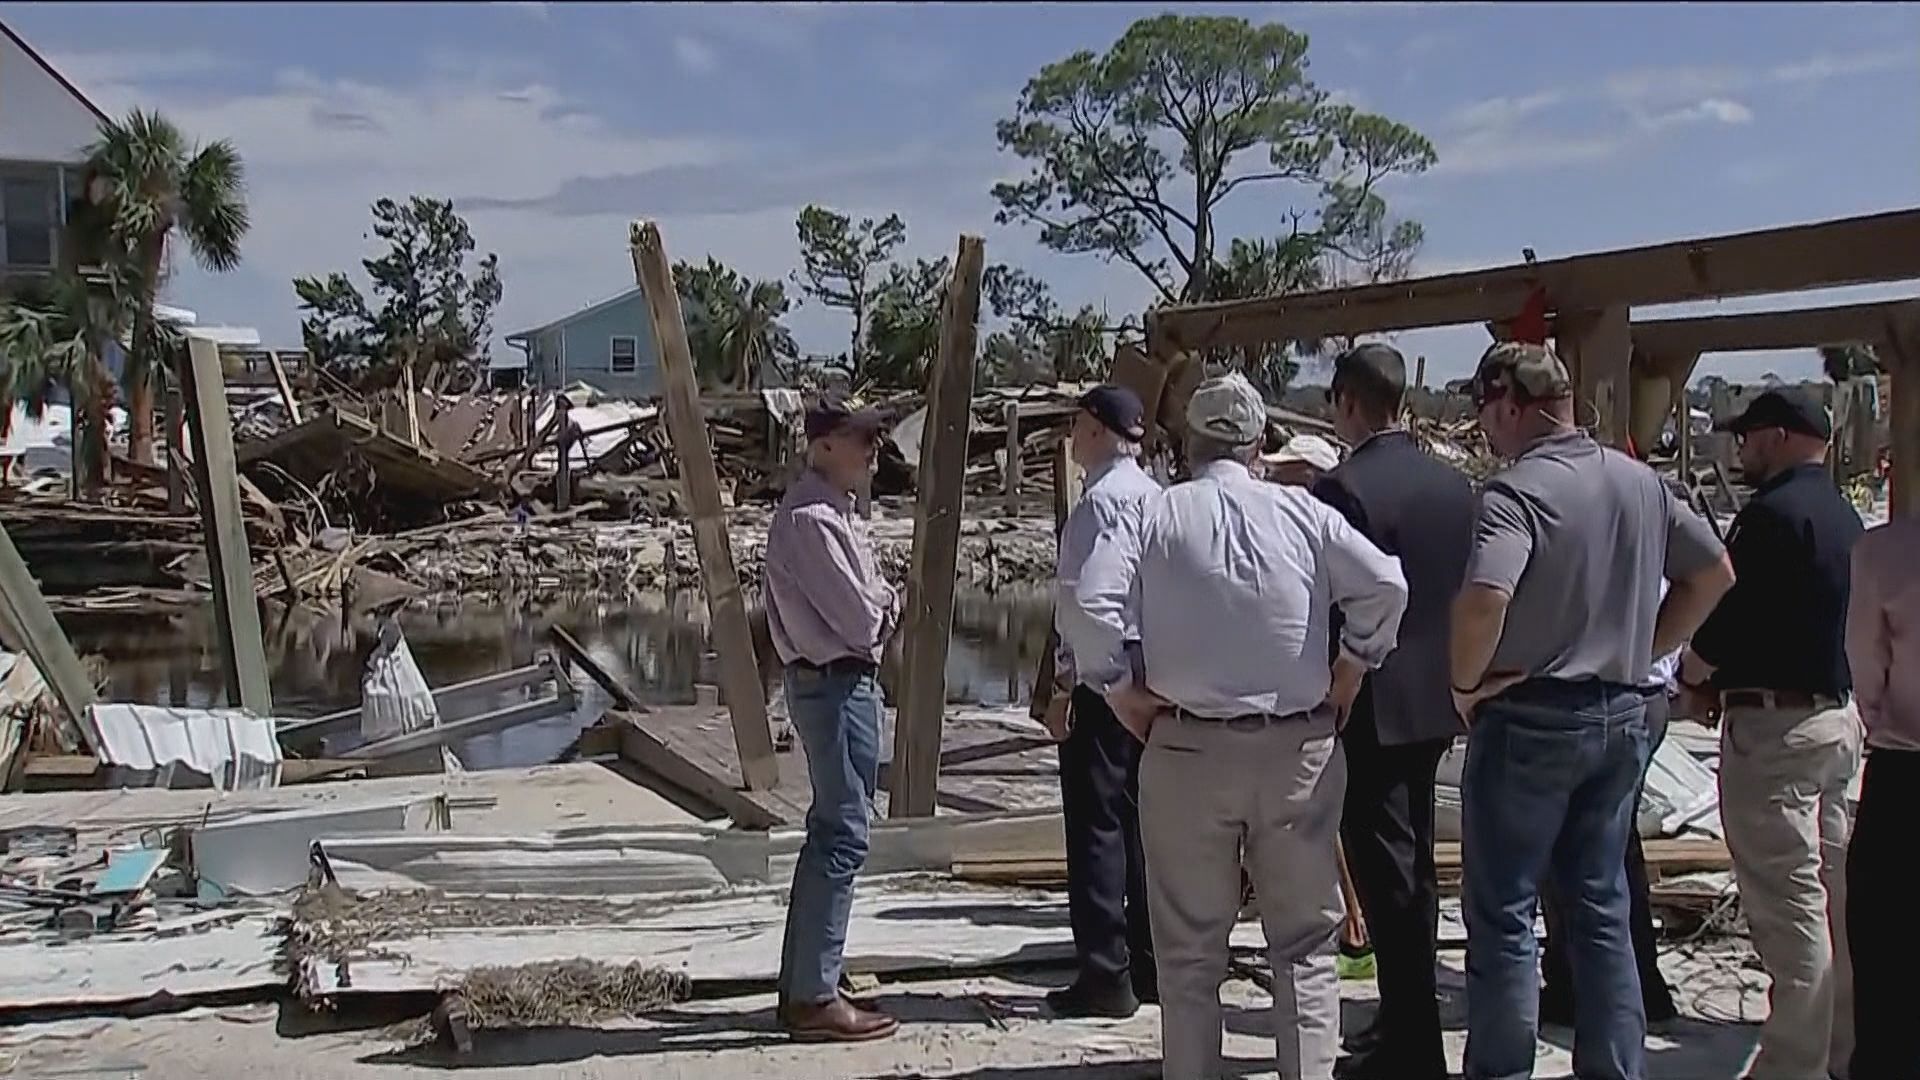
[5,1,1917,384]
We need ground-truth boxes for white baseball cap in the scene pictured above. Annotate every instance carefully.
[1260,433,1340,473]
[1185,373,1268,445]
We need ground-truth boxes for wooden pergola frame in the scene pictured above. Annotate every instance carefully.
[1146,208,1920,518]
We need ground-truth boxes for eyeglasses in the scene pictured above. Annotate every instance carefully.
[1469,378,1511,410]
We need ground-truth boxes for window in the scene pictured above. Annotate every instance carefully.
[610,335,638,374]
[0,176,55,269]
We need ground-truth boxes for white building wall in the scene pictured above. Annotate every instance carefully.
[0,29,103,163]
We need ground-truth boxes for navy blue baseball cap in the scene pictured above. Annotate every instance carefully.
[804,395,888,441]
[1716,387,1831,441]
[1078,385,1146,441]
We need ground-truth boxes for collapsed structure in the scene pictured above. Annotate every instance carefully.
[0,206,1913,1070]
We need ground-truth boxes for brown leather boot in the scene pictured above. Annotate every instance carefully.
[781,996,899,1043]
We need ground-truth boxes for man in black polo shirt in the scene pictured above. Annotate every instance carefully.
[1681,387,1865,1080]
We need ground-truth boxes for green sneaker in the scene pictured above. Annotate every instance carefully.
[1336,946,1377,981]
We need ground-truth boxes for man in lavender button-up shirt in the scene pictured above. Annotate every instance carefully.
[764,396,901,1044]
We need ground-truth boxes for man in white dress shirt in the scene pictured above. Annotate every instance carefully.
[1062,373,1409,1080]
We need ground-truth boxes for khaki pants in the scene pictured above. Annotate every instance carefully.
[1719,701,1863,1080]
[1141,713,1346,1080]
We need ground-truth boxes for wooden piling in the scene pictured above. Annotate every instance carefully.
[181,336,272,715]
[629,221,777,792]
[889,235,986,819]
[1002,400,1021,517]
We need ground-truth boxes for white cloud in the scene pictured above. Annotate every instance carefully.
[673,36,718,75]
[1447,89,1565,131]
[57,43,1022,360]
[1636,96,1754,131]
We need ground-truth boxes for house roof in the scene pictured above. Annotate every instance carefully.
[504,286,645,343]
[0,19,111,126]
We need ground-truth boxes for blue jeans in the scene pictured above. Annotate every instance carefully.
[777,664,882,1006]
[1463,680,1653,1080]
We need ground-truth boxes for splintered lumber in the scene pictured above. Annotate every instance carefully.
[629,221,777,792]
[181,336,272,715]
[890,234,986,819]
[0,524,99,750]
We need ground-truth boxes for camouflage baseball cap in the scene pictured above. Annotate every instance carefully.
[1470,341,1573,405]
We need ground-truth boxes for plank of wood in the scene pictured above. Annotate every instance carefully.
[889,235,986,820]
[1887,319,1920,519]
[267,350,303,426]
[164,385,187,514]
[548,627,784,829]
[181,337,273,715]
[1002,401,1021,516]
[629,221,777,792]
[1633,298,1920,357]
[1560,306,1632,449]
[1152,208,1920,351]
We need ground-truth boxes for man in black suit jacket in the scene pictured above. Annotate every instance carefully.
[1312,343,1477,1080]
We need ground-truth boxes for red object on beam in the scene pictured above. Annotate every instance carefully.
[1510,286,1550,345]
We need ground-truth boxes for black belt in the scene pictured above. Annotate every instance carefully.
[789,657,878,678]
[1720,689,1844,710]
[1172,707,1309,730]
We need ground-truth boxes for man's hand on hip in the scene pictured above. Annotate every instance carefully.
[1322,653,1366,731]
[1105,682,1167,744]
[1452,671,1524,728]
[1041,694,1073,742]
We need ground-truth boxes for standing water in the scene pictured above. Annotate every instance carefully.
[67,587,1055,768]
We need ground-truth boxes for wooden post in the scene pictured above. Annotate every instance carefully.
[1675,390,1693,485]
[267,350,303,426]
[181,335,273,715]
[0,524,100,751]
[1027,437,1083,722]
[1002,400,1021,517]
[164,375,186,514]
[889,235,986,819]
[1560,306,1633,448]
[1414,355,1427,390]
[402,349,421,447]
[629,221,777,791]
[554,395,573,513]
[1887,322,1920,519]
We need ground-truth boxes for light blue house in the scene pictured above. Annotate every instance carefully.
[502,287,662,400]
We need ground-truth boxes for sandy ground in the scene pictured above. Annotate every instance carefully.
[0,942,1770,1079]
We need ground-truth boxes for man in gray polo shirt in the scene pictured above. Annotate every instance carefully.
[1449,343,1733,1080]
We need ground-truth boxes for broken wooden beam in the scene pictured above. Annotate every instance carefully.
[629,221,777,792]
[1631,297,1920,356]
[890,235,986,820]
[181,335,272,715]
[0,525,100,751]
[1151,207,1920,351]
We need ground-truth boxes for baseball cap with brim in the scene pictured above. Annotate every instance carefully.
[1470,341,1573,406]
[1260,434,1340,473]
[804,397,888,441]
[1186,373,1268,445]
[1715,387,1831,441]
[1078,385,1147,441]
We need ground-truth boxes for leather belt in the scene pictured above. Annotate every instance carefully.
[1173,707,1309,730]
[789,657,878,678]
[1720,689,1844,711]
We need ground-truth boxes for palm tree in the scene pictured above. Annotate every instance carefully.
[78,109,248,464]
[0,274,118,486]
[675,258,797,391]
